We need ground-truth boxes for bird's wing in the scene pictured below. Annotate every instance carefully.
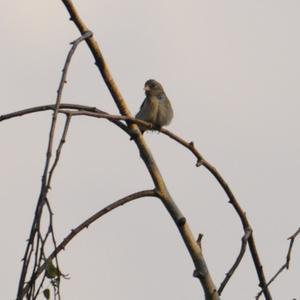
[136,96,159,123]
[139,98,147,110]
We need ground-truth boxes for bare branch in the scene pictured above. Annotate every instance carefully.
[60,1,221,299]
[0,104,129,133]
[47,114,72,189]
[16,32,91,300]
[256,227,300,299]
[21,189,156,298]
[160,127,272,299]
[218,227,252,295]
[5,99,271,298]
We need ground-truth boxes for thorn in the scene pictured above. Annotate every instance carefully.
[193,270,203,278]
[177,217,186,226]
[196,233,203,246]
[196,159,203,167]
[189,141,194,147]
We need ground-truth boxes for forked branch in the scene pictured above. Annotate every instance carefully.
[256,227,300,299]
[21,189,156,298]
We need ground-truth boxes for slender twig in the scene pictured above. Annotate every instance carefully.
[47,114,72,189]
[21,189,156,298]
[45,115,73,300]
[218,227,252,295]
[16,32,91,300]
[0,104,129,132]
[256,227,300,299]
[45,199,62,300]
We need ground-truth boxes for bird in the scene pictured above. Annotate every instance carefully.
[135,79,173,135]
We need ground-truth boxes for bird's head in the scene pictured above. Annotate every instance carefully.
[144,79,164,97]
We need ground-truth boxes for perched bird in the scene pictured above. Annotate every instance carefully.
[135,79,174,134]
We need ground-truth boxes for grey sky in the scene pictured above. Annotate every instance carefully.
[1,1,299,299]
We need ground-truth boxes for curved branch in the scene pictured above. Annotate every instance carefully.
[160,127,272,299]
[0,104,129,133]
[21,189,156,298]
[218,228,252,295]
[47,114,72,189]
[4,100,272,299]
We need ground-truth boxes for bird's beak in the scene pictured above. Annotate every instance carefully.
[144,85,150,91]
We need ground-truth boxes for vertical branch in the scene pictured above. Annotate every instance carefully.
[47,114,72,189]
[16,32,91,300]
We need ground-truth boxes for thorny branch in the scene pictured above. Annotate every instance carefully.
[47,114,72,189]
[1,0,294,299]
[21,190,157,298]
[1,104,273,298]
[218,228,252,295]
[0,99,282,298]
[16,32,92,300]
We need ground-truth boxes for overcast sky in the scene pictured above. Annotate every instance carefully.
[1,1,300,299]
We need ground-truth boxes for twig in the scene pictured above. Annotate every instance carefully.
[21,189,156,298]
[0,104,129,132]
[256,227,300,299]
[47,114,72,189]
[218,227,252,295]
[16,32,91,300]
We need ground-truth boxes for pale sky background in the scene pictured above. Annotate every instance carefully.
[1,1,299,299]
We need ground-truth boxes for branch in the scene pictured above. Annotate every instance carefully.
[47,114,72,189]
[21,189,156,298]
[61,1,220,299]
[4,99,271,298]
[161,127,272,299]
[256,227,300,299]
[0,104,128,133]
[218,227,252,295]
[16,32,91,300]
